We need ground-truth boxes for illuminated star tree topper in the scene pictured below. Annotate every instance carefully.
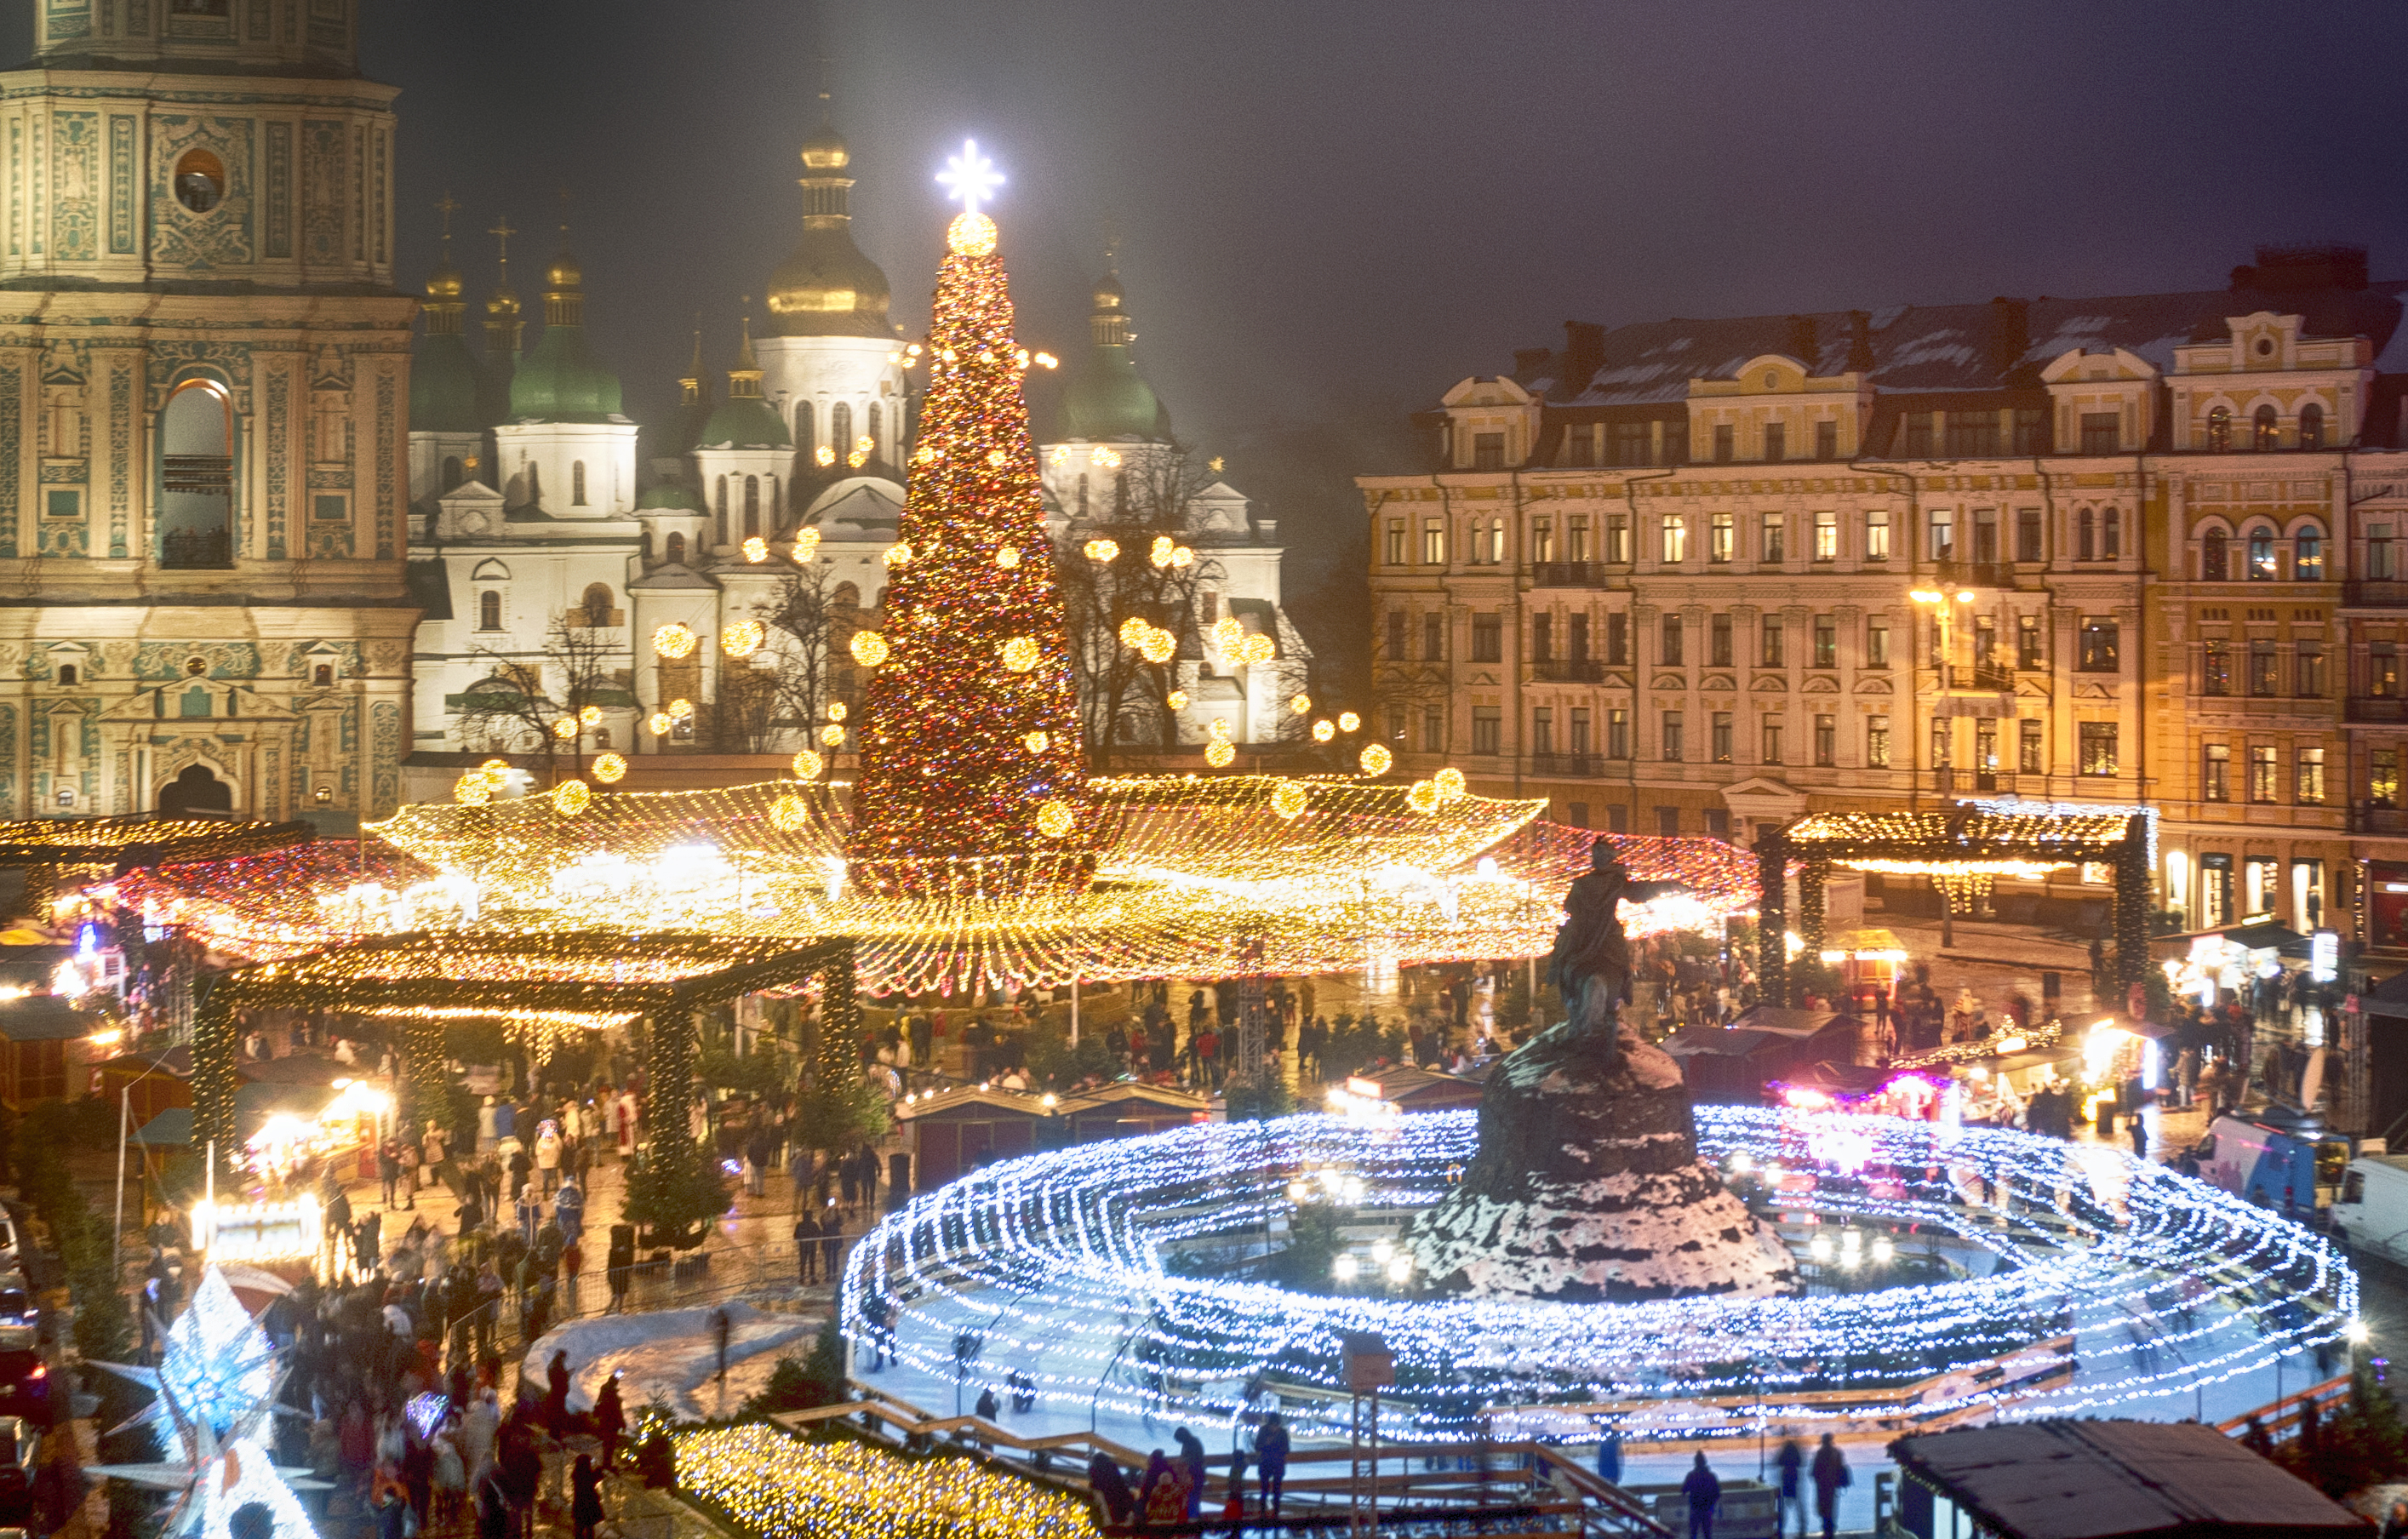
[935,138,1004,257]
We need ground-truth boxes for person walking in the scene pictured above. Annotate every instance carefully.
[819,1204,844,1282]
[569,1455,604,1539]
[1255,1412,1289,1515]
[378,1139,403,1210]
[594,1372,626,1468]
[794,1208,821,1285]
[1681,1452,1720,1539]
[1810,1434,1850,1539]
[1774,1436,1806,1539]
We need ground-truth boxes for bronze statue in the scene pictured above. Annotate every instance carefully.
[1545,843,1687,1068]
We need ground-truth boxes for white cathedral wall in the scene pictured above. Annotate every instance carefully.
[415,539,638,751]
[493,421,640,516]
[753,337,907,466]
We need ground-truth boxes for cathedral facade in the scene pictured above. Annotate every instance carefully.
[0,0,415,824]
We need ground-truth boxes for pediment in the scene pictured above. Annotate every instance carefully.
[103,681,299,724]
[1720,775,1808,815]
[1700,673,1736,693]
[2073,680,2117,700]
[1852,675,1894,695]
[2015,678,2051,699]
[1801,675,1840,694]
[1751,675,1790,692]
[1603,671,1634,690]
[1650,673,1688,691]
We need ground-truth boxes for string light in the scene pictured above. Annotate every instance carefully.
[838,1108,2354,1450]
[672,1425,1092,1539]
[654,624,697,660]
[591,752,627,784]
[1272,782,1308,819]
[1361,743,1393,775]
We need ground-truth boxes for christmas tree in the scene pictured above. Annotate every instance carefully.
[849,146,1091,898]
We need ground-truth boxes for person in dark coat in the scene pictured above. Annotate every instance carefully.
[1809,1435,1849,1539]
[544,1351,571,1439]
[1774,1436,1805,1538]
[569,1455,604,1539]
[594,1373,626,1467]
[1255,1412,1290,1513]
[794,1210,821,1284]
[1088,1451,1135,1525]
[1173,1427,1208,1521]
[1681,1453,1721,1539]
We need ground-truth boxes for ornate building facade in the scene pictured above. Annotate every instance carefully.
[1359,245,2408,949]
[0,0,415,823]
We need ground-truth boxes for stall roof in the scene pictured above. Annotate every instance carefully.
[1888,1420,2365,1539]
[1773,1061,1901,1097]
[1724,1004,1848,1038]
[133,1082,338,1147]
[0,993,100,1042]
[1055,1081,1210,1117]
[895,1085,1050,1123]
[2162,922,2311,954]
[1345,1064,1484,1107]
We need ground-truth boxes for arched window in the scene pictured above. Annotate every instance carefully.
[2206,406,2232,452]
[581,582,614,626]
[2201,529,2228,581]
[867,402,883,462]
[2077,507,2096,561]
[2253,404,2279,451]
[831,402,853,464]
[2102,506,2121,558]
[442,456,464,492]
[160,379,233,569]
[2247,524,2277,580]
[666,531,686,565]
[744,476,761,539]
[796,400,814,455]
[714,476,729,546]
[572,461,588,506]
[2296,525,2325,581]
[55,664,77,687]
[832,581,861,611]
[478,590,502,630]
[2300,403,2325,451]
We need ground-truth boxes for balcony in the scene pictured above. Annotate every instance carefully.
[1529,753,1604,778]
[1930,559,2022,589]
[1947,662,2017,692]
[2354,805,2408,836]
[1532,658,1605,683]
[2348,581,2408,607]
[2348,696,2408,724]
[1530,562,1612,589]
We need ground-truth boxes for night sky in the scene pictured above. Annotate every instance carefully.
[12,1,2408,620]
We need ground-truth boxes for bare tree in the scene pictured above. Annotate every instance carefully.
[455,608,621,784]
[701,557,844,756]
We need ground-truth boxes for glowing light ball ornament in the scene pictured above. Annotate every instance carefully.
[1361,742,1393,776]
[1340,712,1361,733]
[884,542,913,568]
[592,752,628,784]
[1084,538,1118,562]
[647,712,671,736]
[848,632,889,667]
[1023,731,1050,755]
[1291,693,1312,715]
[653,623,697,660]
[820,724,846,747]
[849,139,1091,899]
[1433,767,1467,801]
[742,536,769,563]
[550,717,577,741]
[1272,782,1309,819]
[997,546,1021,569]
[791,750,825,781]
[1407,779,1440,814]
[770,795,809,832]
[792,528,821,562]
[668,698,695,722]
[452,773,490,807]
[552,780,592,816]
[1166,690,1188,711]
[1313,718,1336,743]
[1205,742,1236,768]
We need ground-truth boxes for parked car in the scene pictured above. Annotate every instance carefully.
[0,1329,50,1425]
[2331,1155,2408,1265]
[2194,1113,2352,1214]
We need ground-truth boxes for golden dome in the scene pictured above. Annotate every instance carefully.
[484,287,520,318]
[545,249,583,290]
[426,260,464,301]
[800,123,850,173]
[1093,269,1124,311]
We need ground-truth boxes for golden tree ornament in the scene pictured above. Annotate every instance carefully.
[1360,742,1394,776]
[1407,779,1440,815]
[1290,693,1312,715]
[996,546,1021,569]
[1313,718,1336,743]
[791,749,825,781]
[742,536,769,563]
[1023,730,1050,755]
[1272,781,1310,819]
[1035,798,1076,838]
[592,752,628,784]
[792,528,822,562]
[820,724,846,747]
[552,779,592,816]
[1433,767,1468,801]
[653,623,698,660]
[849,632,890,667]
[769,793,809,832]
[722,620,766,659]
[1083,538,1118,563]
[1204,741,1236,769]
[453,773,491,807]
[1000,637,1041,672]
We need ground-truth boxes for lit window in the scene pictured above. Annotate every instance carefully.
[1661,515,1687,564]
[2079,721,2118,776]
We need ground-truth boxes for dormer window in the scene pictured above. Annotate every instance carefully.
[1472,432,1504,472]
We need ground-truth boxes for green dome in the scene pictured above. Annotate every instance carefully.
[410,330,485,433]
[697,395,792,450]
[511,321,623,421]
[637,483,706,512]
[1063,345,1170,441]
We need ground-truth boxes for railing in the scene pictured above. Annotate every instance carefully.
[2351,804,2408,836]
[1529,753,1604,779]
[160,526,233,569]
[2216,1374,2350,1446]
[1930,559,2020,589]
[1530,563,1613,589]
[1532,659,1605,683]
[2347,581,2408,606]
[1945,662,2016,692]
[2347,696,2408,723]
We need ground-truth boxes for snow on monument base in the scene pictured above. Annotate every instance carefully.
[1404,1019,1795,1302]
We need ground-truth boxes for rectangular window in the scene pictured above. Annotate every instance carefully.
[1473,432,1504,472]
[2250,744,2279,804]
[1568,515,1592,563]
[1972,507,1999,564]
[1386,611,1406,661]
[1975,718,1999,775]
[1711,613,1734,667]
[1386,705,1406,744]
[1531,518,1554,564]
[2079,618,2120,672]
[1604,512,1631,564]
[1867,715,1890,768]
[2202,742,2230,802]
[2019,718,2044,774]
[1530,707,1553,757]
[1661,514,1687,564]
[1867,619,1890,668]
[1662,710,1684,761]
[1567,801,1592,829]
[1570,707,1592,757]
[1974,615,1998,669]
[1569,613,1590,661]
[2372,524,2396,581]
[1815,713,1836,766]
[2017,614,2043,670]
[1472,706,1501,755]
[1605,708,1629,760]
[1760,615,1785,669]
[313,495,346,523]
[1656,806,1680,838]
[1660,613,1684,667]
[2249,639,2279,696]
[2079,721,2119,776]
[1611,421,1650,466]
[1561,424,1593,466]
[1816,420,1839,461]
[1662,420,1689,465]
[1902,412,1935,457]
[2374,641,2400,699]
[1865,508,1891,561]
[44,489,77,520]
[1813,511,1837,562]
[1928,508,1953,560]
[1471,613,1501,663]
[2016,506,2042,563]
[1945,410,2000,456]
[1763,421,1786,462]
[2298,747,2325,805]
[1532,613,1553,663]
[2297,639,2325,697]
[2080,411,2119,455]
[1706,808,1730,836]
[1931,719,1952,770]
[1602,612,1627,667]
[1713,424,1735,463]
[1813,615,1836,668]
[2203,639,2232,696]
[1421,706,1444,753]
[1711,712,1733,763]
[1383,519,1406,565]
[1710,512,1734,564]
[1421,518,1445,565]
[1760,716,1784,764]
[1423,612,1444,662]
[1762,513,1786,565]
[2013,408,2048,455]
[2373,747,2400,809]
